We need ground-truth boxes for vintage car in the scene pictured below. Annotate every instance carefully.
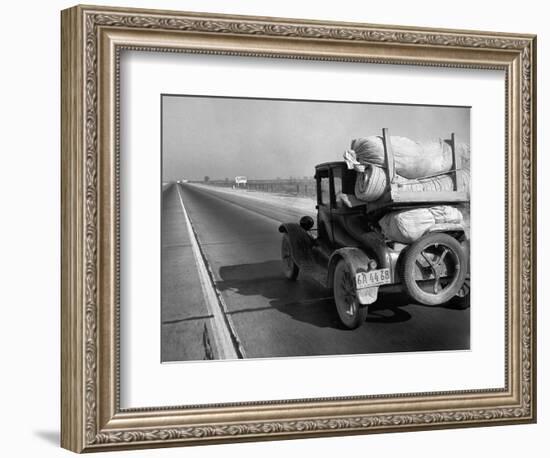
[278,158,470,329]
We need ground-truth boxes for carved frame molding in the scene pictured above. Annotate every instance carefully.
[61,5,536,452]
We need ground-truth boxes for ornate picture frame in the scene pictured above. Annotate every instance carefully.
[61,4,536,453]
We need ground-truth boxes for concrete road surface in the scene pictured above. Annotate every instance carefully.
[161,182,470,362]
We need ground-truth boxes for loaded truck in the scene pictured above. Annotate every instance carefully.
[279,128,470,329]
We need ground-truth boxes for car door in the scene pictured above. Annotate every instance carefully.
[316,168,334,243]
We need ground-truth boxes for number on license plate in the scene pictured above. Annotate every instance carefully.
[355,268,391,289]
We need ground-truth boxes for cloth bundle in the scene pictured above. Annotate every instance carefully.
[378,206,464,244]
[343,135,470,203]
[394,169,470,196]
[352,164,471,202]
[351,136,454,179]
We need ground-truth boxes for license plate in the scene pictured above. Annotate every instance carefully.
[355,268,391,289]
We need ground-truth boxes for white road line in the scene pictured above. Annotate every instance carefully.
[176,185,239,360]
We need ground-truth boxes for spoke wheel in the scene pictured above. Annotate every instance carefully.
[401,233,467,306]
[281,234,299,280]
[333,260,368,329]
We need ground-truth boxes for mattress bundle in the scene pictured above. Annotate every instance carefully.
[378,206,465,244]
[343,135,470,203]
[341,134,470,243]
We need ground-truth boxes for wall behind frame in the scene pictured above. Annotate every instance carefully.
[0,0,544,457]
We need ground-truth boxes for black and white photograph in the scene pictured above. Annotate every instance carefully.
[161,95,471,362]
[2,0,541,454]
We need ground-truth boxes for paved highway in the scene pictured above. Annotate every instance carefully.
[161,183,470,362]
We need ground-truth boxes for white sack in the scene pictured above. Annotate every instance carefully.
[351,136,454,179]
[395,169,471,198]
[353,168,471,202]
[378,206,464,244]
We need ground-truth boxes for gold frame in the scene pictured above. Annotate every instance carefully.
[61,4,537,453]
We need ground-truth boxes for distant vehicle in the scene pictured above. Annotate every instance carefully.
[235,176,247,187]
[279,156,469,329]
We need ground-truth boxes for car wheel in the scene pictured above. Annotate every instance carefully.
[281,234,299,280]
[401,233,467,306]
[333,260,368,329]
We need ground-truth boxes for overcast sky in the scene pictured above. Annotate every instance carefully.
[162,95,470,181]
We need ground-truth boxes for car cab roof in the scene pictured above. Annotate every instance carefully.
[315,161,348,171]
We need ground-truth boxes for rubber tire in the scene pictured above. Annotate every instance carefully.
[281,234,299,280]
[401,232,467,306]
[333,260,368,329]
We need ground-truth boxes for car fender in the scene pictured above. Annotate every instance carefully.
[328,247,378,305]
[425,223,466,236]
[278,223,314,267]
